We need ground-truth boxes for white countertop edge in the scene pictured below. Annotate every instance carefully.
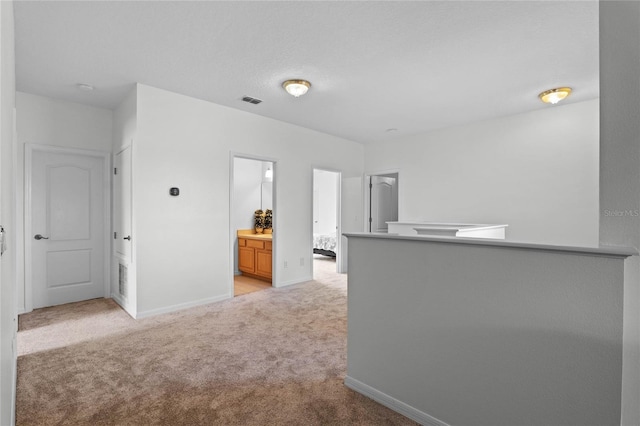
[413,224,507,232]
[343,232,637,258]
[388,221,509,228]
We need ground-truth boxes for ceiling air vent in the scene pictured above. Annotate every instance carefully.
[241,96,263,105]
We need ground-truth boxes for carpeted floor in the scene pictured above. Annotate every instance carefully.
[16,257,416,425]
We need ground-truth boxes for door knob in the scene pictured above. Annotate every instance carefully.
[123,236,131,241]
[34,234,49,240]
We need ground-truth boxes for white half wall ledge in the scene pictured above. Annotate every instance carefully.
[345,233,632,426]
[343,232,637,259]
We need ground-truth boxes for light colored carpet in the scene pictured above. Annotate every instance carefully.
[17,258,416,425]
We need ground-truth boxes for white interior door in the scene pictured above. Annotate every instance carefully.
[30,149,106,309]
[114,147,132,260]
[370,176,398,233]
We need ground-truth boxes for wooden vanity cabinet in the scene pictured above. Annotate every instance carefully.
[238,238,272,281]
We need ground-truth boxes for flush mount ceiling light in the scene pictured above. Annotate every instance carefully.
[539,87,572,104]
[282,79,311,97]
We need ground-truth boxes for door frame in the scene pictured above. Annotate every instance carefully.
[24,144,111,313]
[311,167,343,274]
[229,152,278,295]
[112,144,135,316]
[363,169,400,232]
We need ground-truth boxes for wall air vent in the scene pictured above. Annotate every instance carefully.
[241,96,263,105]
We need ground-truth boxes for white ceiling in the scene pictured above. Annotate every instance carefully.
[13,1,599,144]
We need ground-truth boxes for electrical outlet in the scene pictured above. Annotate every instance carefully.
[284,260,288,268]
[300,257,304,266]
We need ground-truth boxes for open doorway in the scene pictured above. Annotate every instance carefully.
[365,172,399,233]
[231,156,275,297]
[312,169,341,278]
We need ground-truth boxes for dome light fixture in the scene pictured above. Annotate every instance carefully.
[539,87,572,104]
[282,79,311,97]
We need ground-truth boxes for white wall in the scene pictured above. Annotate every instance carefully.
[134,84,363,316]
[313,170,337,235]
[15,92,113,313]
[346,234,627,426]
[0,1,16,424]
[365,99,600,247]
[599,3,640,424]
[113,87,136,153]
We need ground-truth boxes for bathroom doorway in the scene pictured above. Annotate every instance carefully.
[230,155,276,297]
[312,168,341,278]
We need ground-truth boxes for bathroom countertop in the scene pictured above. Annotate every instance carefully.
[237,229,272,241]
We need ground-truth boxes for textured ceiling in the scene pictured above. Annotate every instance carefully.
[13,1,599,144]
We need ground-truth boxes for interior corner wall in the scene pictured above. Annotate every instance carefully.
[134,84,363,316]
[599,2,640,425]
[365,99,600,247]
[113,87,137,153]
[0,0,16,424]
[15,92,113,313]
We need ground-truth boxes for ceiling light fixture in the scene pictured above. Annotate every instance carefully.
[538,87,572,105]
[282,79,311,97]
[76,83,95,92]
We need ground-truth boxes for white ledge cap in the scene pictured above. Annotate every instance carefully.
[343,232,637,259]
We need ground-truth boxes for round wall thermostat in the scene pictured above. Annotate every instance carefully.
[170,188,179,196]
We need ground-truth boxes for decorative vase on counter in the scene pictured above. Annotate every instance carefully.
[254,209,265,234]
[264,209,273,234]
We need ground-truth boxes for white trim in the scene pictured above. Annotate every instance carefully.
[344,376,450,426]
[274,275,313,288]
[311,167,343,275]
[24,143,111,311]
[135,294,231,319]
[229,152,278,295]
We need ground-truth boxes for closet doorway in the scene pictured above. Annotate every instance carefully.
[230,155,276,297]
[312,169,341,277]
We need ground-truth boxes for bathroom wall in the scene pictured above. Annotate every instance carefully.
[233,158,265,231]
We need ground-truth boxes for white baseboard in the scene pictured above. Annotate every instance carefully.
[275,275,313,288]
[110,292,136,319]
[344,376,449,426]
[135,294,231,319]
